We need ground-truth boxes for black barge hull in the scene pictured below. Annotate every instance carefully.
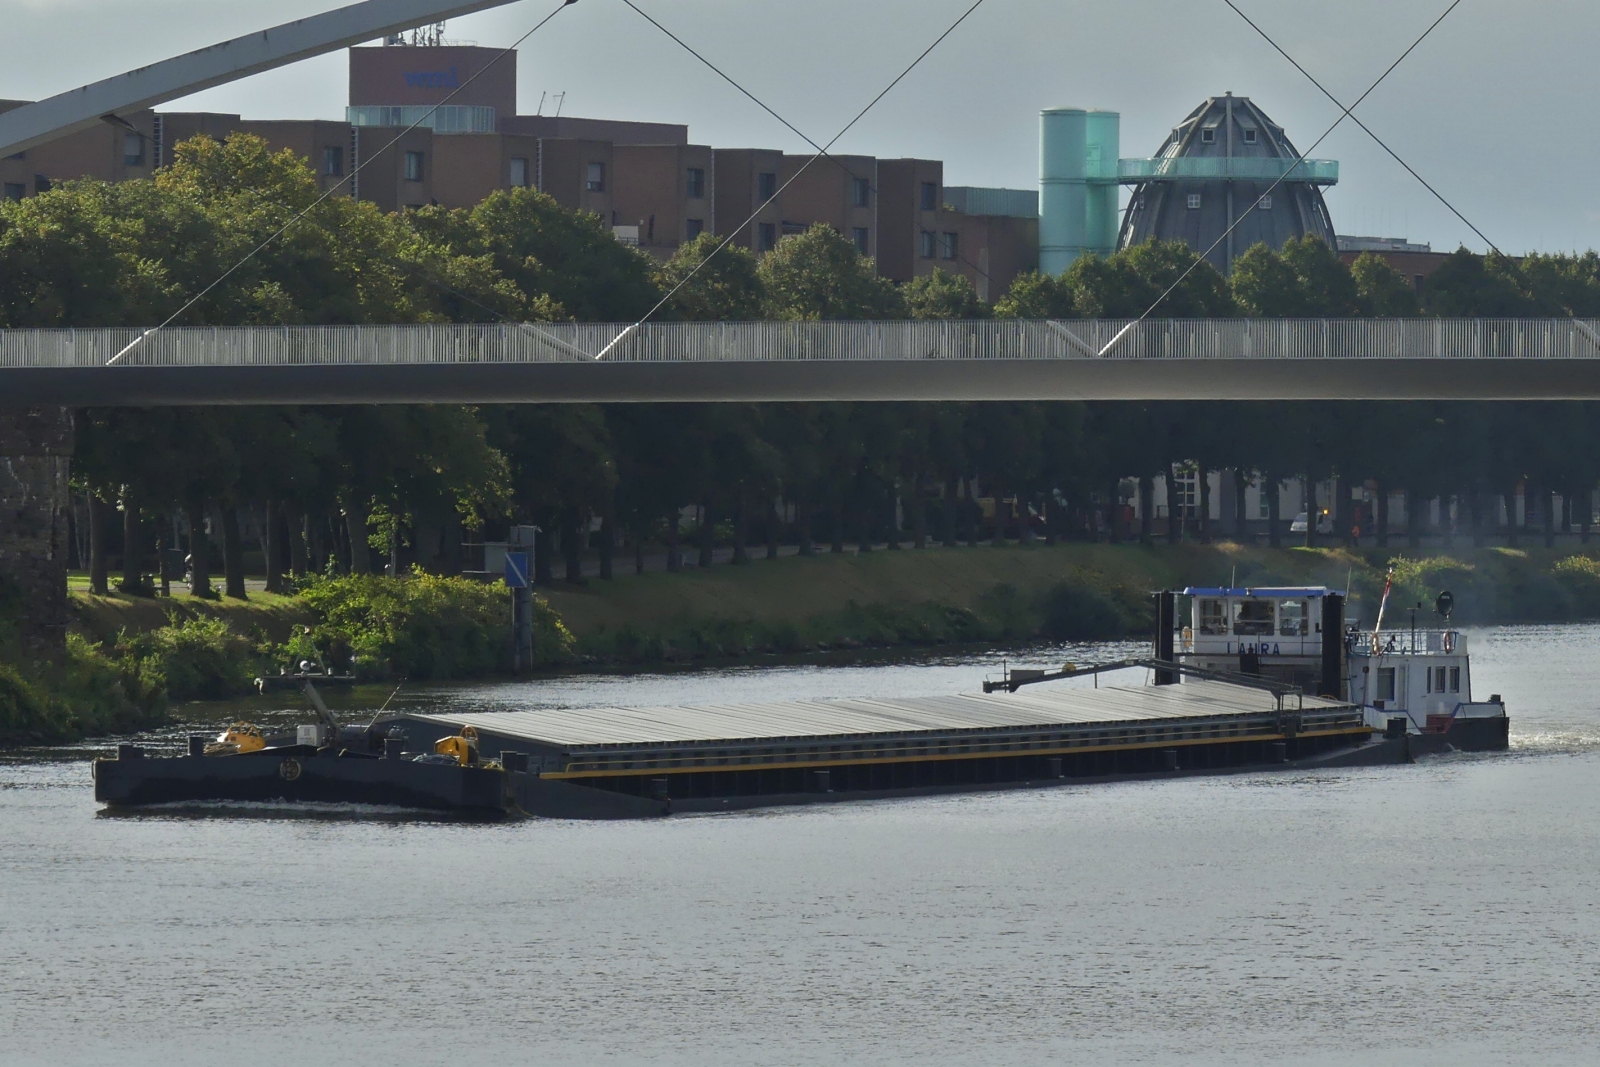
[94,746,512,814]
[1412,714,1511,756]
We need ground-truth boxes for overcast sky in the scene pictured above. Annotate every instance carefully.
[2,0,1589,255]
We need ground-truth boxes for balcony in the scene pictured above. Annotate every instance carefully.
[1117,156,1338,185]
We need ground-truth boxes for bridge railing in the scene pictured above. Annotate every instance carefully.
[4,318,1600,368]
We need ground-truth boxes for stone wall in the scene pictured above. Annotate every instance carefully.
[0,407,73,665]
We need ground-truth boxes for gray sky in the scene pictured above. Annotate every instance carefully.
[2,0,1588,255]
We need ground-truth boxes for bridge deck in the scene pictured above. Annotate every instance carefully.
[4,319,1599,403]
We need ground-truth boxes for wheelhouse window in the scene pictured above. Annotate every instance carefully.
[1433,666,1448,693]
[1278,600,1309,637]
[1232,599,1274,636]
[1377,667,1397,701]
[1198,599,1227,636]
[1449,666,1461,693]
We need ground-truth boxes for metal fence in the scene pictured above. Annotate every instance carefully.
[4,319,1600,369]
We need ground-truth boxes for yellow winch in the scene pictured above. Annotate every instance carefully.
[204,722,266,756]
[434,725,480,766]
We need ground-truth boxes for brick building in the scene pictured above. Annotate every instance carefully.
[2,41,1040,304]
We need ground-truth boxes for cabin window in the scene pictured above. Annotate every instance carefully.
[1232,599,1274,636]
[1377,667,1397,701]
[1278,600,1309,637]
[1434,666,1448,693]
[1198,598,1227,635]
[1449,666,1461,693]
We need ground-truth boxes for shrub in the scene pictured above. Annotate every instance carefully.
[116,616,257,701]
[0,636,166,746]
[296,569,572,679]
[1039,582,1128,641]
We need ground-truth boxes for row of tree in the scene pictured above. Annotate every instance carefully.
[7,135,1600,596]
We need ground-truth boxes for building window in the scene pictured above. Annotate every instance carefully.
[686,218,704,240]
[919,231,936,259]
[757,221,776,251]
[123,133,145,166]
[1172,130,1182,145]
[323,146,344,176]
[852,226,869,254]
[3,183,23,201]
[846,176,868,208]
[1243,128,1258,144]
[1187,193,1201,210]
[940,231,958,260]
[404,150,425,182]
[920,181,938,211]
[1258,195,1273,210]
[33,174,49,194]
[1200,128,1215,144]
[509,157,529,188]
[585,161,605,192]
[687,167,705,199]
[757,171,777,201]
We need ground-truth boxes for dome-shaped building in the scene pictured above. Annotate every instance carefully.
[1117,93,1338,272]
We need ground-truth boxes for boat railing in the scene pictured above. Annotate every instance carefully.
[1348,629,1465,656]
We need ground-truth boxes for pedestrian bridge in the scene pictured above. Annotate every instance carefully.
[4,318,1600,405]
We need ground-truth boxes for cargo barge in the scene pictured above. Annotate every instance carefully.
[95,658,1407,819]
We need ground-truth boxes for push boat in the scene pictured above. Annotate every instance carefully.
[94,586,1505,819]
[1165,585,1508,755]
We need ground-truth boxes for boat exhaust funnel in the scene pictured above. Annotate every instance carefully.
[1039,107,1119,274]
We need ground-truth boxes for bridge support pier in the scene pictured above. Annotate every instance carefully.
[0,408,73,665]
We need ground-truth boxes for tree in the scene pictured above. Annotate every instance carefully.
[994,270,1075,318]
[904,268,989,319]
[655,232,763,320]
[1350,253,1420,316]
[1422,248,1537,317]
[758,224,905,320]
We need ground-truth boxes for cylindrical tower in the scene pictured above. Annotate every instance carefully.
[1040,107,1121,275]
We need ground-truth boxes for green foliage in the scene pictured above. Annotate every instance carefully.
[994,270,1075,318]
[904,267,990,319]
[1040,583,1129,640]
[0,635,166,746]
[116,616,257,701]
[656,232,764,320]
[758,223,905,319]
[1350,253,1420,316]
[1421,248,1537,317]
[1231,237,1358,316]
[295,569,572,679]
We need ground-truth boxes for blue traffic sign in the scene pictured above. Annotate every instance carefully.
[504,551,530,589]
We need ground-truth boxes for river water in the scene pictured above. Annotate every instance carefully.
[3,627,1598,1066]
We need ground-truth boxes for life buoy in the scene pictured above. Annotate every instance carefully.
[1442,631,1456,653]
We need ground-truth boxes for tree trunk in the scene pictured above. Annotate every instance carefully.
[1581,487,1593,545]
[830,491,845,554]
[534,525,554,585]
[698,500,715,567]
[666,512,681,572]
[155,524,172,598]
[912,474,928,549]
[1197,465,1211,544]
[1233,469,1248,542]
[121,493,146,594]
[562,508,583,582]
[732,498,750,563]
[765,499,779,560]
[1543,488,1556,549]
[635,527,647,575]
[1303,473,1316,549]
[795,499,814,557]
[263,500,287,593]
[343,499,370,575]
[1138,476,1154,545]
[598,510,614,580]
[1266,477,1282,548]
[88,493,111,595]
[941,475,958,546]
[1375,482,1389,548]
[285,504,308,578]
[1166,471,1182,545]
[186,501,213,599]
[1501,485,1518,547]
[220,504,247,599]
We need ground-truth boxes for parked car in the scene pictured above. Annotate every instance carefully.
[1290,509,1335,534]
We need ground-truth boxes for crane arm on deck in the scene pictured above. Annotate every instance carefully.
[0,0,534,158]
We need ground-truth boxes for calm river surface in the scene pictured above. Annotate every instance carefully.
[3,628,1598,1066]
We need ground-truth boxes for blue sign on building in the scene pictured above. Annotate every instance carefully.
[504,551,530,589]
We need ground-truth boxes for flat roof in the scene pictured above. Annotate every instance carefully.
[405,679,1349,749]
